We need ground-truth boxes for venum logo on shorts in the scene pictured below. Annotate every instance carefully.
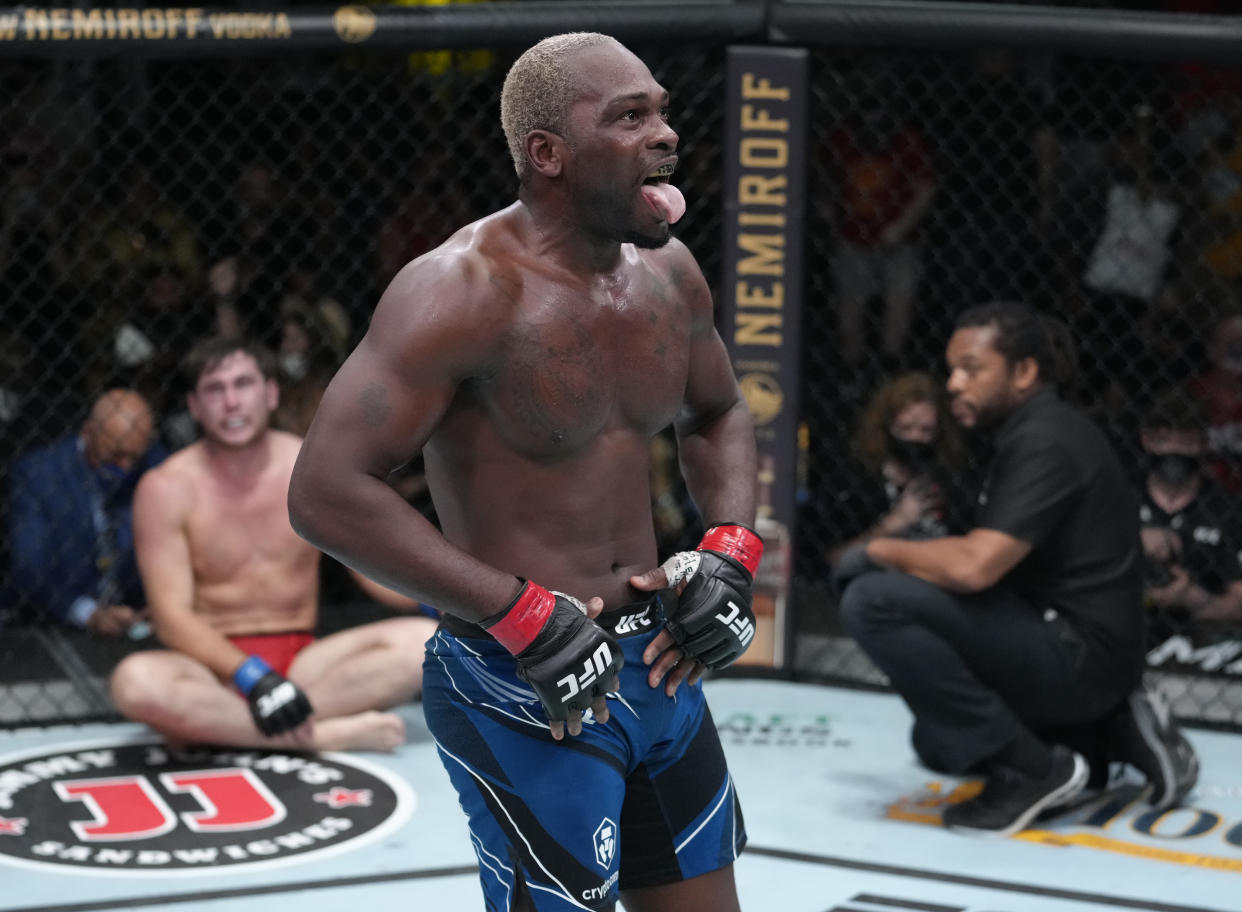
[592,817,616,869]
[0,739,412,874]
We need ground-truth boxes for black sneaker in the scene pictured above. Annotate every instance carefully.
[1112,684,1199,811]
[942,745,1088,838]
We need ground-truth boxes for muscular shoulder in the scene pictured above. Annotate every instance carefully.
[367,212,521,372]
[270,429,305,464]
[134,446,199,521]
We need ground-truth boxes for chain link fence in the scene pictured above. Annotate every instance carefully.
[3,4,1242,728]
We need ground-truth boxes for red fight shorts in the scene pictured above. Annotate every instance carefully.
[227,632,315,677]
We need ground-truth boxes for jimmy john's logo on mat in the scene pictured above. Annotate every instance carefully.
[0,740,411,873]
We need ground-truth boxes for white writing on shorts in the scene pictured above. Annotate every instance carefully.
[582,869,619,901]
[614,605,652,636]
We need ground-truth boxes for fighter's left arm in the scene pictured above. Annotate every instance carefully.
[631,243,759,690]
[670,242,757,525]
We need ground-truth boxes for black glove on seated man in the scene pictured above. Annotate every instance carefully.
[659,523,764,669]
[233,655,314,736]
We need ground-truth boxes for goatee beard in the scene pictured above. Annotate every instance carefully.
[626,229,671,249]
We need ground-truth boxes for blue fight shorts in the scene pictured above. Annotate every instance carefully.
[422,599,746,911]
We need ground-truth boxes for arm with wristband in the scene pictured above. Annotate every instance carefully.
[629,274,763,688]
[480,579,623,741]
[232,655,313,737]
[655,523,763,668]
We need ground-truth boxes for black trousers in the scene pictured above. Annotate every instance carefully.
[840,570,1130,776]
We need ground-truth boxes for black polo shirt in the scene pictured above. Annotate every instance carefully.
[977,387,1145,688]
[1140,480,1242,594]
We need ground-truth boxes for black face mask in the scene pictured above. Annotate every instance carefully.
[886,434,938,478]
[1149,453,1200,487]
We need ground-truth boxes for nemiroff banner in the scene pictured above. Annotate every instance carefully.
[719,46,808,670]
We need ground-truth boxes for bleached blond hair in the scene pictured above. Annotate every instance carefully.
[500,32,617,181]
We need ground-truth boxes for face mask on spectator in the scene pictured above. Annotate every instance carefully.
[886,433,938,479]
[279,351,308,380]
[1149,453,1199,487]
[95,461,135,493]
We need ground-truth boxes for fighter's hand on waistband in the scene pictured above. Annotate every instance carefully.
[233,655,314,737]
[481,580,623,741]
[652,524,763,670]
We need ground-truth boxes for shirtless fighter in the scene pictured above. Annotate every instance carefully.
[109,337,439,752]
[287,32,761,912]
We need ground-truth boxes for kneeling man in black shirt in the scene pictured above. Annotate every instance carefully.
[839,301,1199,837]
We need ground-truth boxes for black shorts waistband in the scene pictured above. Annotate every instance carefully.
[438,596,662,642]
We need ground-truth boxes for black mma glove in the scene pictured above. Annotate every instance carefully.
[233,655,313,737]
[481,580,623,723]
[660,523,764,669]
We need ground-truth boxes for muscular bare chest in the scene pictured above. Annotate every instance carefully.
[475,266,691,454]
[186,473,315,585]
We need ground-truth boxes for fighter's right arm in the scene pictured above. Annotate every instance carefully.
[287,253,524,622]
[132,467,249,677]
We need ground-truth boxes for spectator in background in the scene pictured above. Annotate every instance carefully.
[203,160,308,346]
[1197,112,1242,290]
[827,372,971,587]
[2,136,84,434]
[109,263,216,422]
[1187,310,1242,492]
[930,49,1054,310]
[7,389,166,636]
[271,285,351,438]
[0,330,35,469]
[1080,102,1183,398]
[838,302,1198,837]
[109,337,437,752]
[375,173,474,290]
[1140,388,1242,625]
[74,163,213,423]
[74,167,200,296]
[826,94,937,370]
[1,135,66,313]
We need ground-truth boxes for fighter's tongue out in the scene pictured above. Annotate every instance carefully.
[641,182,686,225]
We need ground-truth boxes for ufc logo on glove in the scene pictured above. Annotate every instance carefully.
[715,601,755,648]
[557,643,616,703]
[660,524,764,669]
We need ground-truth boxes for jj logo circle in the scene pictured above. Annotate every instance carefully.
[0,739,413,875]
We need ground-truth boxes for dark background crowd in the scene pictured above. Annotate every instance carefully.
[3,0,1242,723]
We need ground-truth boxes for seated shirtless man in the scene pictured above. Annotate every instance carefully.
[110,336,438,751]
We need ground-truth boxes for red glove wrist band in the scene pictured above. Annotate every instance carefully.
[483,580,554,654]
[699,524,763,577]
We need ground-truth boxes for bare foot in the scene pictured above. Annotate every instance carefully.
[314,711,406,752]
